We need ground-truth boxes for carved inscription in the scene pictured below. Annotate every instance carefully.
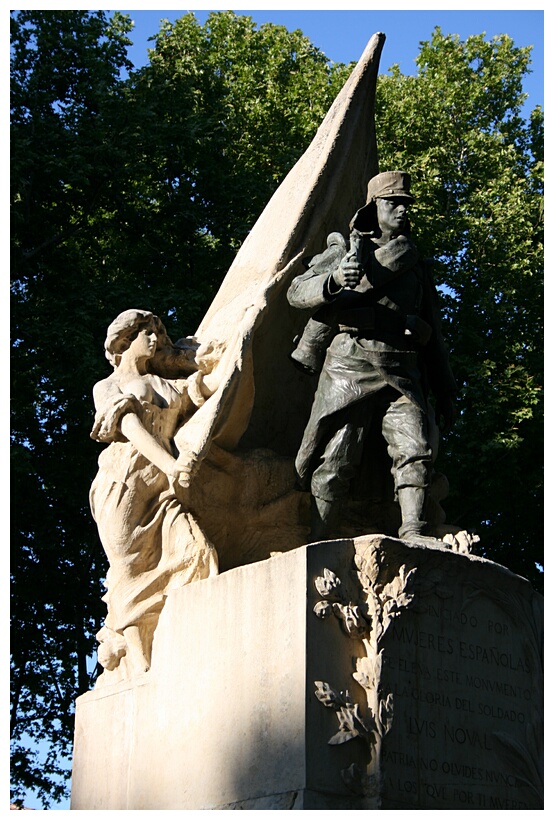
[380,591,542,809]
[311,538,542,810]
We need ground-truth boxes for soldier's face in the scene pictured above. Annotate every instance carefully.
[376,197,409,235]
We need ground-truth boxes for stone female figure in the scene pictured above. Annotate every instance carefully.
[90,309,218,679]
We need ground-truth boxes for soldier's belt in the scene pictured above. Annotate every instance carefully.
[338,305,406,336]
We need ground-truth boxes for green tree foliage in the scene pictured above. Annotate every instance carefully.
[10,9,349,806]
[11,10,135,806]
[11,11,542,806]
[375,29,543,585]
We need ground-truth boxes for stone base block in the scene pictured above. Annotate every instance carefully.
[71,536,543,810]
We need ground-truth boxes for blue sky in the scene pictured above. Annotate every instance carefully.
[118,6,544,117]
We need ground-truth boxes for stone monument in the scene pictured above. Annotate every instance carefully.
[71,32,543,809]
[71,536,542,810]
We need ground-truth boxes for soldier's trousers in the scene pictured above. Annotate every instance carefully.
[310,388,434,502]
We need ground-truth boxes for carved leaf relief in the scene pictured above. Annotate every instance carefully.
[378,691,394,736]
[329,707,362,745]
[353,653,381,692]
[332,602,370,639]
[313,600,333,619]
[314,567,343,600]
[314,682,375,747]
[312,548,420,801]
[342,764,380,799]
[314,680,351,710]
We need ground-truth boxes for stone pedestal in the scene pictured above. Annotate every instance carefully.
[71,537,543,810]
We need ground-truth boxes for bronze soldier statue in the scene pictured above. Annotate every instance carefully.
[287,171,457,542]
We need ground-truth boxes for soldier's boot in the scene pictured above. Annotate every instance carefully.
[398,486,428,539]
[309,495,341,542]
[397,486,441,545]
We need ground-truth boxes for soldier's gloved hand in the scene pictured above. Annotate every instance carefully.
[333,254,363,290]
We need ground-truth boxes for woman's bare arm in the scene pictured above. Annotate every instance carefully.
[119,412,178,478]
